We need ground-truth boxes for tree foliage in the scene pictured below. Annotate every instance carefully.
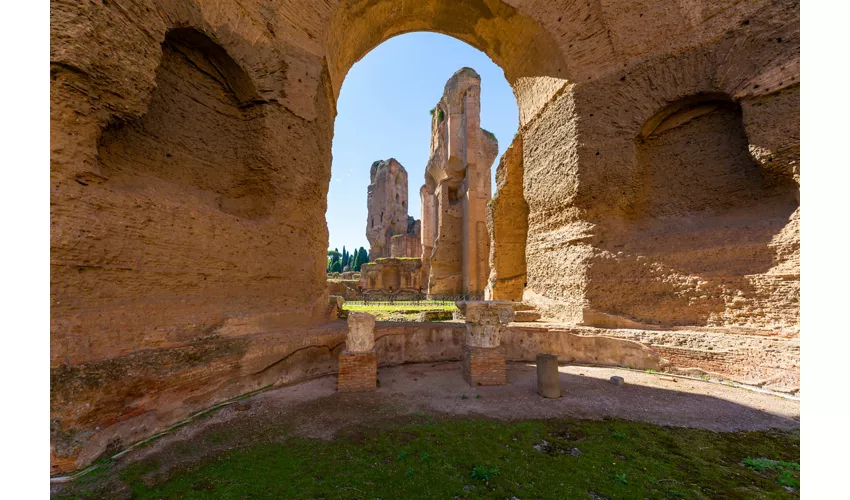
[327,246,370,272]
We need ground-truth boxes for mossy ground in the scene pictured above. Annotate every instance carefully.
[56,417,799,499]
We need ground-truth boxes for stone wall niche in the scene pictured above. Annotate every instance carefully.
[583,94,800,331]
[97,28,274,220]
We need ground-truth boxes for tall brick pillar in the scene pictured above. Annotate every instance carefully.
[456,301,514,386]
[338,312,378,392]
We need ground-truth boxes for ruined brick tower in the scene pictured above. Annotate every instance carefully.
[420,68,498,297]
[366,158,417,259]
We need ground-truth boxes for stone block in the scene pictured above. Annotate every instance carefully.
[418,310,454,322]
[463,345,506,386]
[338,349,377,392]
[536,353,561,398]
[609,376,625,386]
[346,312,376,352]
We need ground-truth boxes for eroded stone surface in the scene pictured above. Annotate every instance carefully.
[420,68,498,296]
[486,134,527,301]
[457,301,515,348]
[51,0,799,475]
[346,312,376,353]
[366,159,419,259]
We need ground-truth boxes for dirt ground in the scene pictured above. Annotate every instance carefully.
[52,362,799,496]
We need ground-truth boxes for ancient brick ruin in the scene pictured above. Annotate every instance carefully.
[458,301,515,385]
[361,158,424,295]
[420,68,498,297]
[50,0,800,476]
[338,312,378,392]
[366,159,420,259]
[360,69,499,298]
[359,257,424,295]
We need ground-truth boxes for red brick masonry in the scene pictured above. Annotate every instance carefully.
[338,349,377,392]
[463,345,507,386]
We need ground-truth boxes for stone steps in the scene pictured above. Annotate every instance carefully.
[514,310,542,322]
[510,302,542,322]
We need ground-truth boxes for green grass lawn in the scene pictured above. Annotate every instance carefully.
[343,302,456,321]
[59,418,799,499]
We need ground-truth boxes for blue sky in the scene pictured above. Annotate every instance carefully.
[327,32,519,252]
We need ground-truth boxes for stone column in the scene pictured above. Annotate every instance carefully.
[456,301,514,386]
[338,312,377,392]
[536,354,561,398]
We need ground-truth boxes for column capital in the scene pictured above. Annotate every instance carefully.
[455,300,514,347]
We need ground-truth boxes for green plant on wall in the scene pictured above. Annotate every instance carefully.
[430,107,445,122]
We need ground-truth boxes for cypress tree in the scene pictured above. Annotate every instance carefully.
[351,248,360,271]
[358,247,369,269]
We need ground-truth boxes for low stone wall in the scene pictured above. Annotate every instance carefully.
[51,321,799,475]
[327,279,361,300]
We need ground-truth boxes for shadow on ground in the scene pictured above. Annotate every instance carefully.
[53,362,800,499]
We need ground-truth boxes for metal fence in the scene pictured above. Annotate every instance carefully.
[343,293,484,307]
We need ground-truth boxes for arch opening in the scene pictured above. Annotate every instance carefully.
[326,31,520,301]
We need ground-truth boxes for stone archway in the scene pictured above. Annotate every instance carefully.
[50,0,800,476]
[325,0,569,126]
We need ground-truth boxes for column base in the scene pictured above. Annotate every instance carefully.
[338,349,377,392]
[463,345,507,386]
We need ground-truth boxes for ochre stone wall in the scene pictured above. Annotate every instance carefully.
[359,258,424,294]
[327,279,361,300]
[51,0,800,475]
[390,233,420,258]
[366,159,411,258]
[486,135,527,301]
[420,68,498,296]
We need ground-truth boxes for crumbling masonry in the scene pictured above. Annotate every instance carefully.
[420,68,498,297]
[51,0,800,476]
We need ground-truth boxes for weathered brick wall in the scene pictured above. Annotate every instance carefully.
[338,350,377,392]
[463,345,507,386]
